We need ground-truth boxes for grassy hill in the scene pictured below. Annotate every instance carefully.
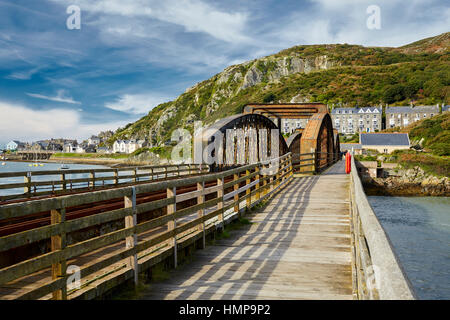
[107,32,450,148]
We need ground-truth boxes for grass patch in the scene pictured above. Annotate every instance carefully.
[52,153,129,159]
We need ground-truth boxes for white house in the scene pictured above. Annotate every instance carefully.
[63,143,77,153]
[113,140,144,154]
[6,140,26,151]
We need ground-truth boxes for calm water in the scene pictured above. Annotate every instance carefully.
[368,196,450,300]
[0,161,109,196]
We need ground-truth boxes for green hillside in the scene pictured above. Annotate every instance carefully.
[108,32,450,147]
[385,112,450,156]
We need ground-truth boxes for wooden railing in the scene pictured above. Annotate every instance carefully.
[349,156,416,300]
[0,153,293,300]
[0,164,209,202]
[292,151,340,174]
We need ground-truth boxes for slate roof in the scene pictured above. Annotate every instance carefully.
[360,133,410,146]
[340,143,362,150]
[331,107,381,114]
[386,106,439,113]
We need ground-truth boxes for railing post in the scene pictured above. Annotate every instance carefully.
[289,154,293,177]
[133,168,138,183]
[124,187,138,285]
[24,172,31,198]
[89,171,95,189]
[245,169,251,209]
[197,181,206,249]
[217,177,224,229]
[311,148,316,173]
[51,200,67,300]
[255,166,261,201]
[233,173,239,216]
[61,173,66,192]
[114,169,119,186]
[167,187,177,267]
[150,168,153,181]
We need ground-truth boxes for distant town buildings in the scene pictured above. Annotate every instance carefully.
[6,140,26,151]
[331,107,382,134]
[385,105,439,128]
[112,140,146,154]
[360,133,410,154]
[281,119,310,134]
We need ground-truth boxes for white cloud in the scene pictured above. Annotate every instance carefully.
[26,89,81,105]
[0,101,126,143]
[6,66,42,80]
[105,93,170,114]
[51,0,249,43]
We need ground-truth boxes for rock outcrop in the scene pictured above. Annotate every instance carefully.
[363,166,450,196]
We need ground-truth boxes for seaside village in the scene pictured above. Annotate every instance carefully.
[2,104,449,158]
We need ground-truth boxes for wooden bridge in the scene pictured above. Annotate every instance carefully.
[0,104,415,300]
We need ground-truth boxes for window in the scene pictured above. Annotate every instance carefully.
[383,149,388,153]
[423,114,427,118]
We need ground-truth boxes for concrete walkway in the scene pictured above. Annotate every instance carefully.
[140,161,354,300]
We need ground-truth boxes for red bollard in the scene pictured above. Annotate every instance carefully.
[345,152,351,174]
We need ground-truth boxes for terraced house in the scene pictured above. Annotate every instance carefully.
[331,107,382,134]
[386,105,440,128]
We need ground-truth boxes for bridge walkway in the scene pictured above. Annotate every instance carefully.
[139,161,354,300]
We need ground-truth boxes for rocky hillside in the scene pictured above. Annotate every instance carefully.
[108,32,450,147]
[363,166,450,197]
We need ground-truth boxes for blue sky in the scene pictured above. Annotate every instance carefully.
[0,0,449,146]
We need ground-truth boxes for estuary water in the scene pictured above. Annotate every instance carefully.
[0,161,109,197]
[368,196,450,300]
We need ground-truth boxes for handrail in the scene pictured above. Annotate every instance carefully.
[0,164,209,202]
[0,153,294,300]
[350,156,416,300]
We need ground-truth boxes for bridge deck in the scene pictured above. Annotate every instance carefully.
[140,161,354,300]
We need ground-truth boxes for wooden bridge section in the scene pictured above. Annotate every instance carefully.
[143,161,353,300]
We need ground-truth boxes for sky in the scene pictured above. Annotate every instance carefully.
[0,0,449,147]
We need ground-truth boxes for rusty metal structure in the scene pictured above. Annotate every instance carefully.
[200,103,340,172]
[198,113,288,171]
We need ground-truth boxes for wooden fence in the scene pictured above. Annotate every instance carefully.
[0,153,293,300]
[292,151,340,174]
[0,164,208,202]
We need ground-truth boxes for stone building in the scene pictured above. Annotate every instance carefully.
[360,133,410,154]
[280,118,310,134]
[386,105,439,128]
[331,107,382,134]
